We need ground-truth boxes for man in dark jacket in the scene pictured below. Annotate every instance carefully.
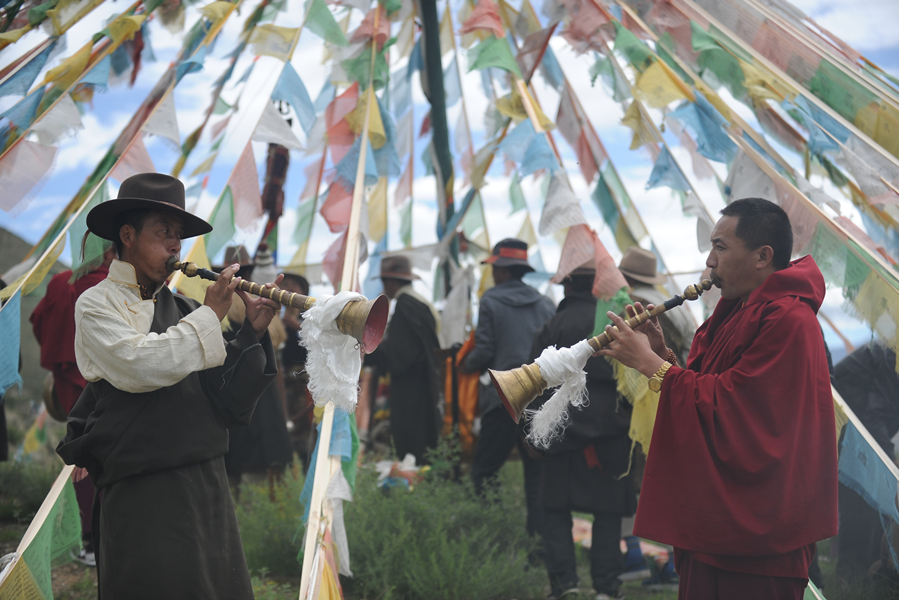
[365,255,442,464]
[531,262,636,600]
[462,238,555,539]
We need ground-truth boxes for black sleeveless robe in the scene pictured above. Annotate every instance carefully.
[57,288,276,600]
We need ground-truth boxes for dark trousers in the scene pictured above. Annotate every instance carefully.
[543,508,623,595]
[471,407,544,538]
[74,475,95,551]
[837,482,883,580]
[675,551,807,600]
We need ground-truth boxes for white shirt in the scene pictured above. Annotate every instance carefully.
[74,259,227,394]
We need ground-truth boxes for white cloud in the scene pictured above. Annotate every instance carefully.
[787,0,899,51]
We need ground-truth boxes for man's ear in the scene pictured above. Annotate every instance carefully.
[119,224,136,250]
[756,245,774,270]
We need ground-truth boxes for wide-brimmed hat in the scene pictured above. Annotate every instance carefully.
[481,238,534,271]
[213,245,255,279]
[375,255,419,281]
[566,260,596,279]
[86,173,212,241]
[619,247,665,285]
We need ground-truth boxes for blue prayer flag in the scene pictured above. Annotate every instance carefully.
[363,236,388,299]
[539,46,564,91]
[498,120,536,163]
[271,62,316,135]
[0,42,55,98]
[519,133,558,177]
[176,44,206,82]
[336,136,378,187]
[444,57,460,108]
[1,88,44,131]
[314,79,336,113]
[0,293,23,397]
[389,68,411,119]
[646,146,690,192]
[782,98,841,157]
[299,409,354,522]
[81,54,111,90]
[839,422,899,523]
[669,92,737,164]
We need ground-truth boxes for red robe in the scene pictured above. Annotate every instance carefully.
[633,256,838,577]
[30,267,109,414]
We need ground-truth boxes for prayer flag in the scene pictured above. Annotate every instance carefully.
[0,293,23,394]
[110,135,156,182]
[459,0,504,39]
[723,150,775,204]
[560,0,608,54]
[228,141,263,230]
[467,35,523,79]
[43,41,92,90]
[439,4,454,55]
[321,229,347,291]
[199,1,232,21]
[252,101,302,150]
[621,101,660,150]
[590,55,631,102]
[0,42,55,98]
[205,187,236,259]
[336,136,378,187]
[271,63,316,135]
[520,133,558,177]
[539,172,587,235]
[293,196,316,247]
[175,236,214,303]
[509,173,526,213]
[395,159,412,207]
[0,237,63,300]
[69,181,111,280]
[368,177,387,242]
[552,224,596,283]
[668,93,737,163]
[839,422,899,523]
[444,57,461,108]
[176,44,206,81]
[396,110,412,158]
[646,146,690,192]
[634,60,688,109]
[143,92,180,147]
[399,199,412,247]
[345,88,386,149]
[249,24,298,61]
[396,15,415,58]
[30,92,82,146]
[389,68,411,119]
[614,21,652,72]
[1,88,44,135]
[320,180,354,233]
[350,6,388,49]
[499,119,535,163]
[108,13,145,47]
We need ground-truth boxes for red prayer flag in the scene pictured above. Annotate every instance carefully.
[394,159,413,207]
[227,141,263,230]
[350,6,390,49]
[458,0,505,40]
[319,179,354,232]
[322,229,347,293]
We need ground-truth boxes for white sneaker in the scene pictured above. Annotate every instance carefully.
[72,548,96,567]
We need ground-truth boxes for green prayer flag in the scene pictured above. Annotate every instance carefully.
[709,24,753,63]
[657,41,691,84]
[205,187,236,260]
[805,222,869,291]
[212,96,231,115]
[592,175,620,226]
[690,21,718,53]
[467,35,523,79]
[589,54,631,102]
[613,22,653,73]
[462,194,485,237]
[265,223,278,253]
[809,58,880,124]
[69,181,113,281]
[379,0,401,16]
[698,47,746,99]
[304,0,348,47]
[592,287,632,337]
[342,44,390,90]
[292,197,316,245]
[509,174,526,214]
[399,200,412,248]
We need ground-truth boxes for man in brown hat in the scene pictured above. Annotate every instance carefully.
[57,173,282,600]
[619,247,694,366]
[462,238,555,542]
[530,261,635,600]
[364,255,442,464]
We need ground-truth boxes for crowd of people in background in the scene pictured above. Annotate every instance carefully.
[2,178,899,600]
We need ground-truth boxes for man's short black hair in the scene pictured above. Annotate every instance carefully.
[564,274,594,293]
[111,209,156,257]
[507,265,531,280]
[720,198,793,270]
[281,273,310,295]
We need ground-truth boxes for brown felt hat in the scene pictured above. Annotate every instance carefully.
[213,245,255,279]
[376,255,419,281]
[618,247,665,285]
[566,260,596,279]
[87,173,212,241]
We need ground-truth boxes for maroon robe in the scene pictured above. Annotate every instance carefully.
[633,255,838,578]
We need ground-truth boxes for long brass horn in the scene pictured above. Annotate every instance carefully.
[489,279,714,423]
[166,257,389,353]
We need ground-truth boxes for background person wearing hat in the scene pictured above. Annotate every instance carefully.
[529,261,636,600]
[619,247,695,366]
[461,238,556,545]
[56,173,282,600]
[364,255,442,464]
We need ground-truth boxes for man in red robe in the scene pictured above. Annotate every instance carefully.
[597,198,838,599]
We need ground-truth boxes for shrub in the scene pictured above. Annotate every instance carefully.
[342,442,545,600]
[0,460,60,521]
[234,461,306,578]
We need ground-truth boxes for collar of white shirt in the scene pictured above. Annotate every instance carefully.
[107,259,165,299]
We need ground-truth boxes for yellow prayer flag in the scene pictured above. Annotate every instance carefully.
[851,271,899,372]
[515,0,541,35]
[739,60,784,106]
[614,359,659,453]
[621,101,660,150]
[855,102,899,160]
[368,177,388,242]
[173,236,214,303]
[199,1,232,22]
[477,263,494,297]
[517,212,537,247]
[108,13,146,47]
[439,4,454,55]
[345,88,386,149]
[0,237,65,300]
[833,398,848,444]
[470,147,492,190]
[249,24,298,61]
[0,26,30,46]
[496,87,554,130]
[42,40,93,90]
[319,560,342,600]
[634,60,688,109]
[289,240,310,270]
[190,153,217,177]
[396,16,415,59]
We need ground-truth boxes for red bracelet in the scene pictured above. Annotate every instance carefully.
[665,348,678,367]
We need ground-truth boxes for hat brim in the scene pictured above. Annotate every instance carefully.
[481,255,535,271]
[620,268,666,285]
[372,271,421,281]
[86,198,213,241]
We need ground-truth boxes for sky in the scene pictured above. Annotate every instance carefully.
[0,0,896,355]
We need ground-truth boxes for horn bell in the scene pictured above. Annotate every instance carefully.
[489,363,548,424]
[334,294,389,354]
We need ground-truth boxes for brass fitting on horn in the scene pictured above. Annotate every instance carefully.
[489,363,548,424]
